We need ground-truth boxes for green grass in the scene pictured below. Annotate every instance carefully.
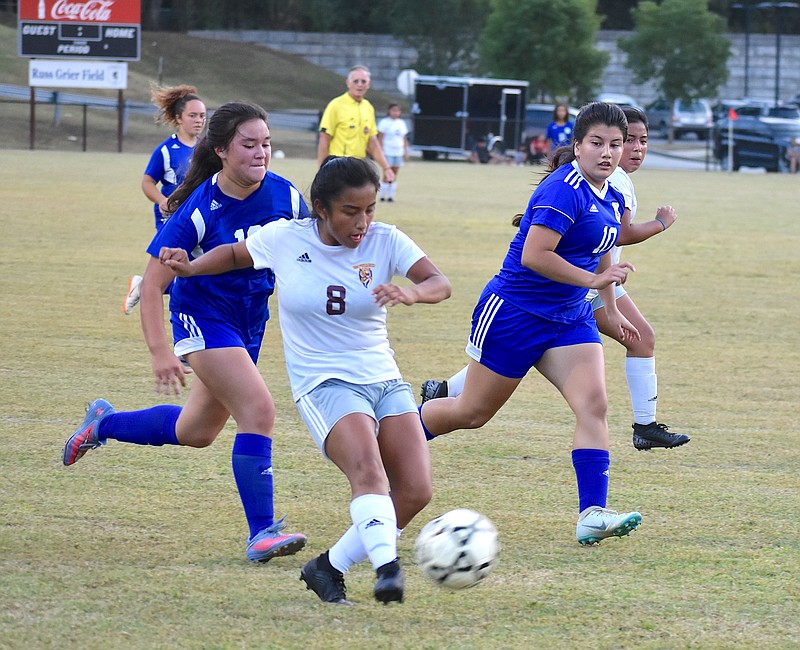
[1,152,799,649]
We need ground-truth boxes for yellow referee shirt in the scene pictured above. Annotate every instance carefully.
[319,92,378,158]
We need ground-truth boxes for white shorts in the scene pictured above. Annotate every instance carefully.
[587,284,628,311]
[295,378,417,458]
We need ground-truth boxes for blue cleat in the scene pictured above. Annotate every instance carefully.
[63,399,115,466]
[246,516,307,563]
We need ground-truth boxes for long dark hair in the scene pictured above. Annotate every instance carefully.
[167,102,269,214]
[310,156,380,217]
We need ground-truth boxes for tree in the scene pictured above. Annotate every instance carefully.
[620,0,730,103]
[389,0,491,74]
[478,0,608,103]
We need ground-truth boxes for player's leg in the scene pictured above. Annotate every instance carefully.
[536,341,641,545]
[419,360,521,438]
[189,346,306,562]
[594,293,690,450]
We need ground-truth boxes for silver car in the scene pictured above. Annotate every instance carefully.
[646,98,714,139]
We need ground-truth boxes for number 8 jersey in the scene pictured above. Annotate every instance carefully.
[489,160,625,323]
[245,218,425,401]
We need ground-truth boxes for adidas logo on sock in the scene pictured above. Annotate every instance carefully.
[365,518,383,529]
[296,252,312,263]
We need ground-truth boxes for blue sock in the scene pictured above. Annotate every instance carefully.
[97,405,180,446]
[418,405,436,441]
[232,434,275,540]
[572,448,610,512]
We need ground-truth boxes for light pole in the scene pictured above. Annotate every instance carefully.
[755,2,800,104]
[732,3,755,97]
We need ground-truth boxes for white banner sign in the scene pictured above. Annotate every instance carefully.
[29,59,127,89]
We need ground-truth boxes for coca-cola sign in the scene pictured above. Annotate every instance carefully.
[18,0,140,24]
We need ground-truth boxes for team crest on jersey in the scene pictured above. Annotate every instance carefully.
[354,263,375,288]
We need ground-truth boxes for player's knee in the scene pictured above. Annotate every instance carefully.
[348,458,389,494]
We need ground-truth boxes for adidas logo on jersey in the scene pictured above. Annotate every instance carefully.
[296,252,312,263]
[210,200,222,211]
[589,204,599,213]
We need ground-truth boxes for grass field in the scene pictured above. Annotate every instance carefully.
[1,151,799,649]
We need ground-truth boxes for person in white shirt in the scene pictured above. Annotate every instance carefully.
[159,156,451,606]
[377,103,409,202]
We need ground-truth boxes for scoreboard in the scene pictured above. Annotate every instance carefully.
[18,0,141,60]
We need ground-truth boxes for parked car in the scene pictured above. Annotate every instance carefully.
[712,113,800,171]
[646,98,714,139]
[522,103,579,143]
[593,92,643,109]
[714,99,800,122]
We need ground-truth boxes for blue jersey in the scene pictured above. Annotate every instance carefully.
[147,171,308,339]
[486,161,624,323]
[546,121,574,152]
[144,134,195,226]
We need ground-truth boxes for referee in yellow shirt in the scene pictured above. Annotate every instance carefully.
[317,65,396,183]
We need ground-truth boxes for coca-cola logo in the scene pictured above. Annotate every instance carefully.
[50,0,114,21]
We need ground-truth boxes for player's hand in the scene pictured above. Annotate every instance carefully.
[655,205,677,230]
[159,247,193,276]
[608,311,641,343]
[151,351,188,396]
[372,282,416,307]
[383,168,396,183]
[591,261,635,289]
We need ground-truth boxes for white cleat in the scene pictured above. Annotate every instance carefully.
[576,506,642,545]
[123,275,143,315]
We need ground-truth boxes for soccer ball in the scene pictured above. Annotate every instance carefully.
[414,508,500,590]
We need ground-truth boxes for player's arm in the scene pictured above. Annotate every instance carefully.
[160,241,254,277]
[616,205,677,246]
[140,255,188,395]
[595,252,640,341]
[366,135,395,182]
[521,225,631,288]
[141,174,168,216]
[372,257,451,307]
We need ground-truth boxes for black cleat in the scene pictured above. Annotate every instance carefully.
[420,380,448,404]
[632,422,691,450]
[300,553,353,606]
[374,559,404,604]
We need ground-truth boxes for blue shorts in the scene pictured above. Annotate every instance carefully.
[465,290,601,379]
[171,312,264,364]
[295,378,417,458]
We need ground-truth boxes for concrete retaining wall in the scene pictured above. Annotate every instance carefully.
[191,29,800,104]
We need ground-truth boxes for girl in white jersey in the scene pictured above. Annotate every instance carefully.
[377,103,409,202]
[160,156,452,605]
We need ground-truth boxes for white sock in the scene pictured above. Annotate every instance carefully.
[388,181,396,199]
[328,525,368,574]
[350,493,397,570]
[626,356,657,424]
[380,181,389,197]
[448,366,469,397]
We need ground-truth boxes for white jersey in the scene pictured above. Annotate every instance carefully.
[246,218,426,400]
[585,166,636,303]
[607,167,636,265]
[377,117,408,157]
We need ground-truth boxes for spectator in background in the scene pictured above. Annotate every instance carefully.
[317,65,395,184]
[786,137,800,173]
[546,103,574,154]
[377,103,410,202]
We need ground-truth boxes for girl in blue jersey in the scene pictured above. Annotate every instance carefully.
[160,156,451,606]
[546,103,574,154]
[419,102,644,546]
[124,85,207,315]
[64,102,308,564]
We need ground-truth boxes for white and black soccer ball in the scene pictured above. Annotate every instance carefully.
[414,508,499,590]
